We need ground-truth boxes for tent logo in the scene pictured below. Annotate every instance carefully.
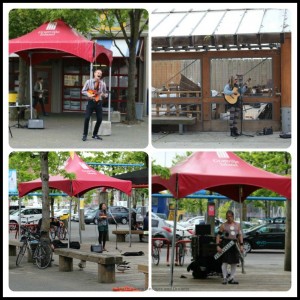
[217,151,230,159]
[79,162,89,170]
[46,22,57,30]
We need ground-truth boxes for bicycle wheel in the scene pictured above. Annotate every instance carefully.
[152,246,160,265]
[34,243,52,269]
[16,241,27,266]
[178,243,185,266]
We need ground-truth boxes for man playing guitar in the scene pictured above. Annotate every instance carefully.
[223,76,250,137]
[81,69,108,141]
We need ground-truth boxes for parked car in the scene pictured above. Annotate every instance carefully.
[151,211,168,220]
[136,206,149,222]
[243,223,286,253]
[84,209,99,225]
[107,206,130,225]
[165,220,194,239]
[54,208,70,218]
[152,217,173,246]
[178,216,205,229]
[9,207,43,225]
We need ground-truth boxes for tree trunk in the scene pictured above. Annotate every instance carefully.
[18,59,28,105]
[125,10,142,123]
[40,152,51,245]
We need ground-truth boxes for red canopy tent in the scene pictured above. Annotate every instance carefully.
[18,152,132,197]
[18,152,132,245]
[152,151,291,287]
[152,151,291,201]
[9,19,113,66]
[9,19,113,119]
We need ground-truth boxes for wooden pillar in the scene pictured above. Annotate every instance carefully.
[280,33,291,108]
[280,33,291,132]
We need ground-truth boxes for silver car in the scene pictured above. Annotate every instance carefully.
[152,217,173,246]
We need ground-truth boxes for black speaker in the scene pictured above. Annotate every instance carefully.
[195,224,211,236]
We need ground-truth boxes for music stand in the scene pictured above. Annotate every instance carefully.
[108,210,122,253]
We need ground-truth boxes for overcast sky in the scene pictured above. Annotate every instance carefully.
[151,150,187,167]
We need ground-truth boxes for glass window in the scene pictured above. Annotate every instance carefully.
[210,57,273,97]
[152,59,201,96]
[152,219,159,227]
[211,102,272,120]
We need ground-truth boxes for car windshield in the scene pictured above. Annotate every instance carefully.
[10,210,20,216]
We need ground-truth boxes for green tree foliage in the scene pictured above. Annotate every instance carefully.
[9,9,148,122]
[9,9,99,39]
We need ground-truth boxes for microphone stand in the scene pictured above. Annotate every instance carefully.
[108,210,121,252]
[238,93,254,138]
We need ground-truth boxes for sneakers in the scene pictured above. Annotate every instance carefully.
[83,135,103,141]
[92,135,103,140]
[222,278,227,285]
[228,278,239,284]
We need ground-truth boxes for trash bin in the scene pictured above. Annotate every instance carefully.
[9,91,18,103]
[135,102,144,120]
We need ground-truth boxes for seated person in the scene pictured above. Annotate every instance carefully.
[50,217,61,238]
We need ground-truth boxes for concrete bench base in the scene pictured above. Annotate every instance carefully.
[112,230,145,242]
[138,264,149,290]
[152,116,196,134]
[9,240,23,256]
[54,248,122,283]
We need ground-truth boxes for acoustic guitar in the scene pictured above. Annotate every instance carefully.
[87,89,100,102]
[224,87,240,105]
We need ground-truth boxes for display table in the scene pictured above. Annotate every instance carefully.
[9,104,30,128]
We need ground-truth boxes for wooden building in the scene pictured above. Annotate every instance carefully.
[151,8,292,133]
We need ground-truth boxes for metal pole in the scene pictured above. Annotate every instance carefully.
[108,66,112,121]
[29,53,33,119]
[170,173,179,287]
[128,195,131,247]
[68,198,72,248]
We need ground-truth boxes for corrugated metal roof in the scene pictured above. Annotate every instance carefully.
[151,8,291,51]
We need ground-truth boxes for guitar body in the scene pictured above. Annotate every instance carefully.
[87,89,100,102]
[224,87,240,105]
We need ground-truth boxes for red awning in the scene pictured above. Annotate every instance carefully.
[9,19,113,66]
[18,153,132,197]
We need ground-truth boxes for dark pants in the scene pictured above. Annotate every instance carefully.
[98,231,107,248]
[33,96,46,115]
[83,100,103,136]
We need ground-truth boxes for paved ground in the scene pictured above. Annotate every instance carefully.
[8,112,292,150]
[152,248,293,295]
[6,233,149,296]
[8,113,149,149]
[152,130,292,149]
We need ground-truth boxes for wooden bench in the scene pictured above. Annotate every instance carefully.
[9,239,23,256]
[138,264,149,290]
[112,230,145,242]
[54,248,123,283]
[152,116,196,135]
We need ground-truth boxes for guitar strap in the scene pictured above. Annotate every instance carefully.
[94,80,99,90]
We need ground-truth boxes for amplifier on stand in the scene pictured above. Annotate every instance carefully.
[28,119,44,129]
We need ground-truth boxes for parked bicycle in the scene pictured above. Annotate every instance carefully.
[152,239,162,265]
[175,230,192,267]
[16,226,53,269]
